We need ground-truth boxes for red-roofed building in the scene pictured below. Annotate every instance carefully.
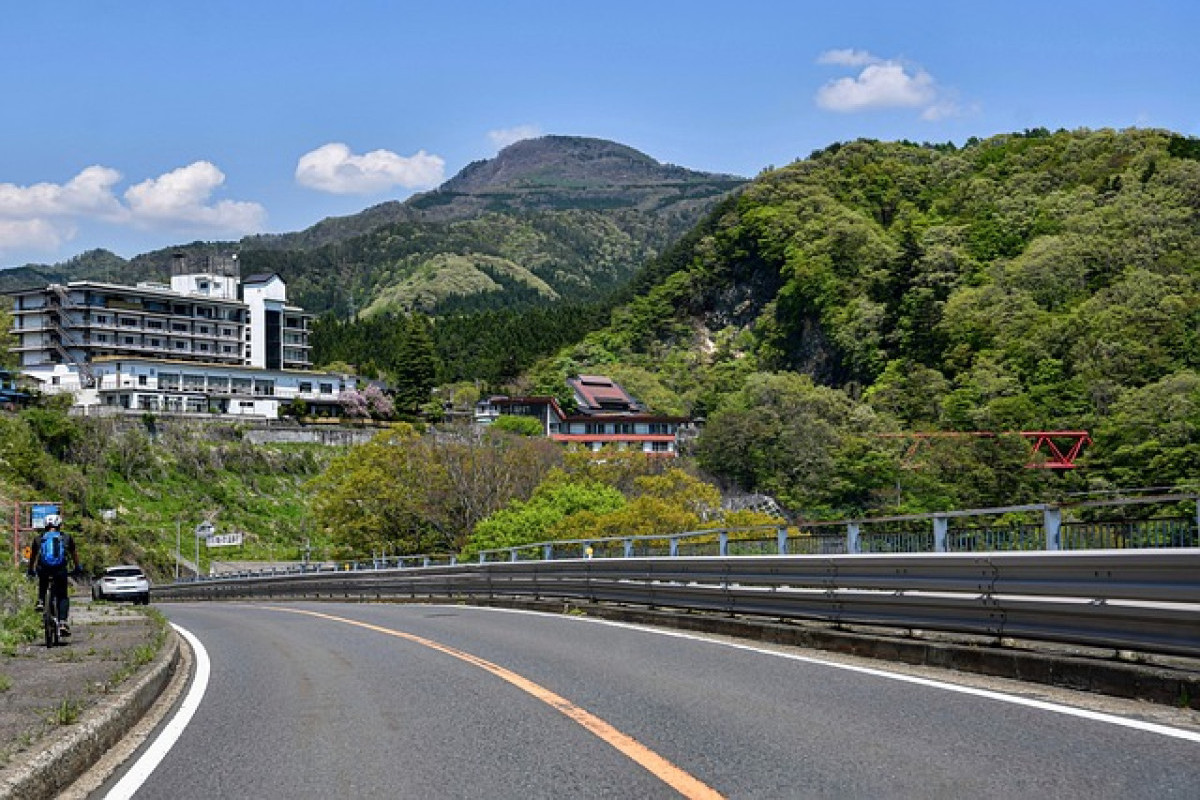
[568,374,644,414]
[476,375,690,456]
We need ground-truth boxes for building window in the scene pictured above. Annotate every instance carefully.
[319,383,333,394]
[651,442,672,453]
[138,375,148,386]
[299,382,312,393]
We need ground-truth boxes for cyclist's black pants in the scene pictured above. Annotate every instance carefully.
[36,570,70,622]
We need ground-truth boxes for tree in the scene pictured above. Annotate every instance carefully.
[392,314,438,415]
[310,426,562,555]
[1087,371,1200,490]
[696,371,883,515]
[465,474,626,557]
[0,298,16,370]
[308,426,437,554]
[491,415,544,436]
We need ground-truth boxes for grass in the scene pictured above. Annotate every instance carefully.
[0,568,42,650]
[0,674,11,692]
[51,697,84,726]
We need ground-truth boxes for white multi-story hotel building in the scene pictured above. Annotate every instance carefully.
[4,254,350,417]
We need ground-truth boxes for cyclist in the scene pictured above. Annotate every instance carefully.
[26,514,80,637]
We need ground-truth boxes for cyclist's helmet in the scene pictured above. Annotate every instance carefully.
[44,514,62,528]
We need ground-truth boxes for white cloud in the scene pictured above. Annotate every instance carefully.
[0,161,265,261]
[295,143,445,195]
[0,218,71,256]
[815,50,960,119]
[124,161,265,233]
[0,166,125,221]
[487,125,542,150]
[816,49,880,68]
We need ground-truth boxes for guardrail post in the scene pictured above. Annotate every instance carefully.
[933,516,948,552]
[719,531,728,557]
[509,548,518,563]
[450,555,457,566]
[422,556,430,568]
[670,536,679,557]
[1043,506,1062,550]
[543,544,553,561]
[776,527,788,555]
[848,522,861,554]
[623,538,633,558]
[478,552,486,564]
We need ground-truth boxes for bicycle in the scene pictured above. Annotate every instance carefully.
[41,578,64,648]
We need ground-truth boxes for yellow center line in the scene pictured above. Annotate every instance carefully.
[265,605,724,800]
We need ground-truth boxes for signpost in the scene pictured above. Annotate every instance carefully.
[195,521,214,577]
[11,501,61,566]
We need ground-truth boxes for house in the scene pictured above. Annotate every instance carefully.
[478,376,689,456]
[3,253,346,418]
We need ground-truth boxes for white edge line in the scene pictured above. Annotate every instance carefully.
[469,604,1200,744]
[103,623,211,800]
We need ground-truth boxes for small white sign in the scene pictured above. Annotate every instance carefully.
[195,522,215,538]
[206,533,244,548]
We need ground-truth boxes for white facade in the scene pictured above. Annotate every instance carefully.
[81,358,349,418]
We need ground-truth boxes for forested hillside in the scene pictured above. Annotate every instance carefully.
[523,128,1200,515]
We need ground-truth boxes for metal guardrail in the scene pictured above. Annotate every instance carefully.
[155,549,1200,658]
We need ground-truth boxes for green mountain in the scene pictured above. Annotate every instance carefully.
[0,137,745,317]
[537,128,1200,512]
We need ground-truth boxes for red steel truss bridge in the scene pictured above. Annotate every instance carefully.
[881,431,1093,469]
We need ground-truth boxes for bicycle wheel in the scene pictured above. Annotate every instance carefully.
[43,592,58,648]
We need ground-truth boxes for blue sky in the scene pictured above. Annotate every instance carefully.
[1,1,1196,269]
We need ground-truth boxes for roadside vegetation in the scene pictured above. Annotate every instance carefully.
[1,399,339,581]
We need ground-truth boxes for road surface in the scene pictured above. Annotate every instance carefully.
[95,602,1200,799]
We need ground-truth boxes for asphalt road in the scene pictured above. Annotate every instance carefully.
[96,602,1200,799]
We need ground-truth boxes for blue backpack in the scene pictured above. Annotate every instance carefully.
[40,530,66,568]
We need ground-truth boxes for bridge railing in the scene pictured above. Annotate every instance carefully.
[474,493,1199,564]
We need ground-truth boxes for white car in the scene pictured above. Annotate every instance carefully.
[92,565,151,605]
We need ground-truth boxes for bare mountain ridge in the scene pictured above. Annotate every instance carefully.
[248,135,744,250]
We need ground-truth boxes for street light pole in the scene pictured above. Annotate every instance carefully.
[175,519,181,581]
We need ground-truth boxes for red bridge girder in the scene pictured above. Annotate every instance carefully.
[880,431,1093,469]
[1020,431,1093,469]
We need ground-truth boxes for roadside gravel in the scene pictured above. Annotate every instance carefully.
[0,600,166,770]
